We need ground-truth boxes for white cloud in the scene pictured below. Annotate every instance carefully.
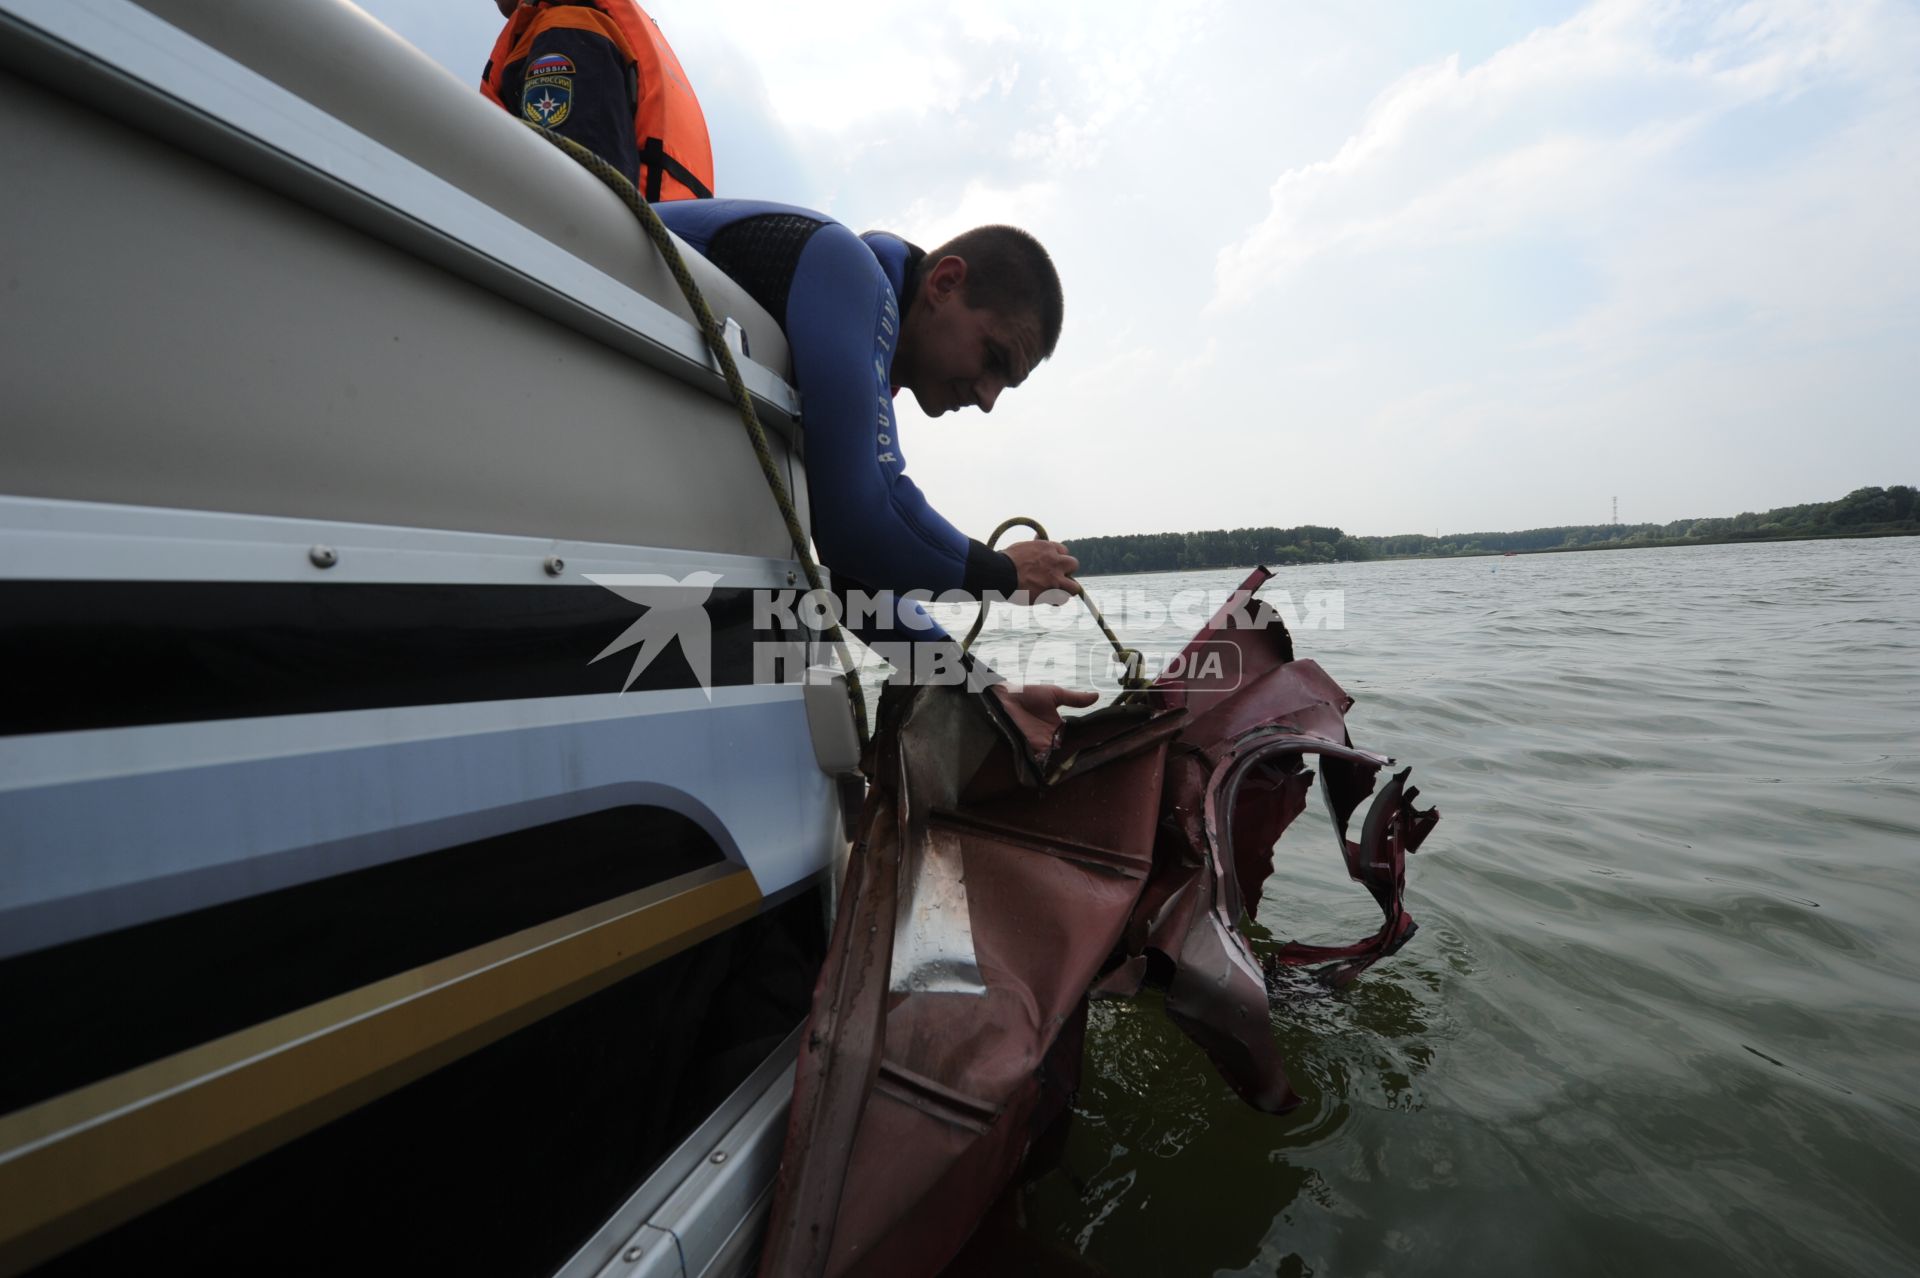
[886,178,1063,251]
[349,0,1919,537]
[1215,0,1920,313]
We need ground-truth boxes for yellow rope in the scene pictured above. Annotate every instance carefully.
[525,125,868,744]
[960,517,1149,692]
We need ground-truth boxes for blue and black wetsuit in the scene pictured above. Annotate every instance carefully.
[654,200,1019,647]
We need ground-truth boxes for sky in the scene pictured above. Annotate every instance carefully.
[357,0,1918,540]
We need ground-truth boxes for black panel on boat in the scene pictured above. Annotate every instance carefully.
[33,888,825,1278]
[0,804,726,1113]
[0,580,780,736]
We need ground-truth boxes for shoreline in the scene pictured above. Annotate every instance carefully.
[1073,526,1919,580]
[1383,525,1920,561]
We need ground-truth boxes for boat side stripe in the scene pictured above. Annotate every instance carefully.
[0,580,787,737]
[0,494,804,588]
[0,804,728,1112]
[0,863,763,1276]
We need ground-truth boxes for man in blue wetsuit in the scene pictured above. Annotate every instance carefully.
[654,200,1093,751]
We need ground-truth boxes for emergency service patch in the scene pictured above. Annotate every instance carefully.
[521,60,574,128]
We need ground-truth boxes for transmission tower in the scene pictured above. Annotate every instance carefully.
[1612,496,1619,526]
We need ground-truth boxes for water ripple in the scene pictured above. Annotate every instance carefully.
[1011,538,1920,1277]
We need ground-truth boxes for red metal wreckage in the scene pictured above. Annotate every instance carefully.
[759,569,1440,1278]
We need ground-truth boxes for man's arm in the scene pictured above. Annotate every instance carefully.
[504,13,640,184]
[835,573,956,647]
[835,577,1095,760]
[784,223,1018,600]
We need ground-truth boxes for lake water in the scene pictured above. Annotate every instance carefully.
[944,538,1920,1277]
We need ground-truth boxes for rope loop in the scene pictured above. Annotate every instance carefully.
[961,517,1150,694]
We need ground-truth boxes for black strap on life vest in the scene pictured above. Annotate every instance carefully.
[640,137,712,201]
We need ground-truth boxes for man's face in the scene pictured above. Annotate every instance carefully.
[896,257,1043,418]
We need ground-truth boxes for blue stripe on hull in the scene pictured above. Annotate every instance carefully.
[1,689,837,958]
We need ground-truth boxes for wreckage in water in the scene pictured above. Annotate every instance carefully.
[760,568,1440,1278]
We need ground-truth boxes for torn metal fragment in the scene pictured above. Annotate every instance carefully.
[758,568,1439,1278]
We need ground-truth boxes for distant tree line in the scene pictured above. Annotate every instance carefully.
[1067,485,1918,574]
[1064,525,1372,575]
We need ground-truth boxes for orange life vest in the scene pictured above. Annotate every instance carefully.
[482,0,714,201]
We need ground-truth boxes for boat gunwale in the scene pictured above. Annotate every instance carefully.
[0,0,803,434]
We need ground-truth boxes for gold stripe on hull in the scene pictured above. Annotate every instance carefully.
[0,862,762,1276]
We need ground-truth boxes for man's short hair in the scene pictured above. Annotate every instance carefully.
[925,225,1064,358]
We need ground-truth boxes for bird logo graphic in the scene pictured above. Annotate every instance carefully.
[584,571,723,697]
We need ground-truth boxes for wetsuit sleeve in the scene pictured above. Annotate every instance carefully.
[515,23,640,185]
[784,224,1013,598]
[838,577,951,646]
[966,539,1020,598]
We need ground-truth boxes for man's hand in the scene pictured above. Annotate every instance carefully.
[1004,539,1082,600]
[990,682,1100,758]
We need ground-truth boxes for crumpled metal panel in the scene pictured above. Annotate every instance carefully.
[757,568,1438,1278]
[888,688,999,996]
